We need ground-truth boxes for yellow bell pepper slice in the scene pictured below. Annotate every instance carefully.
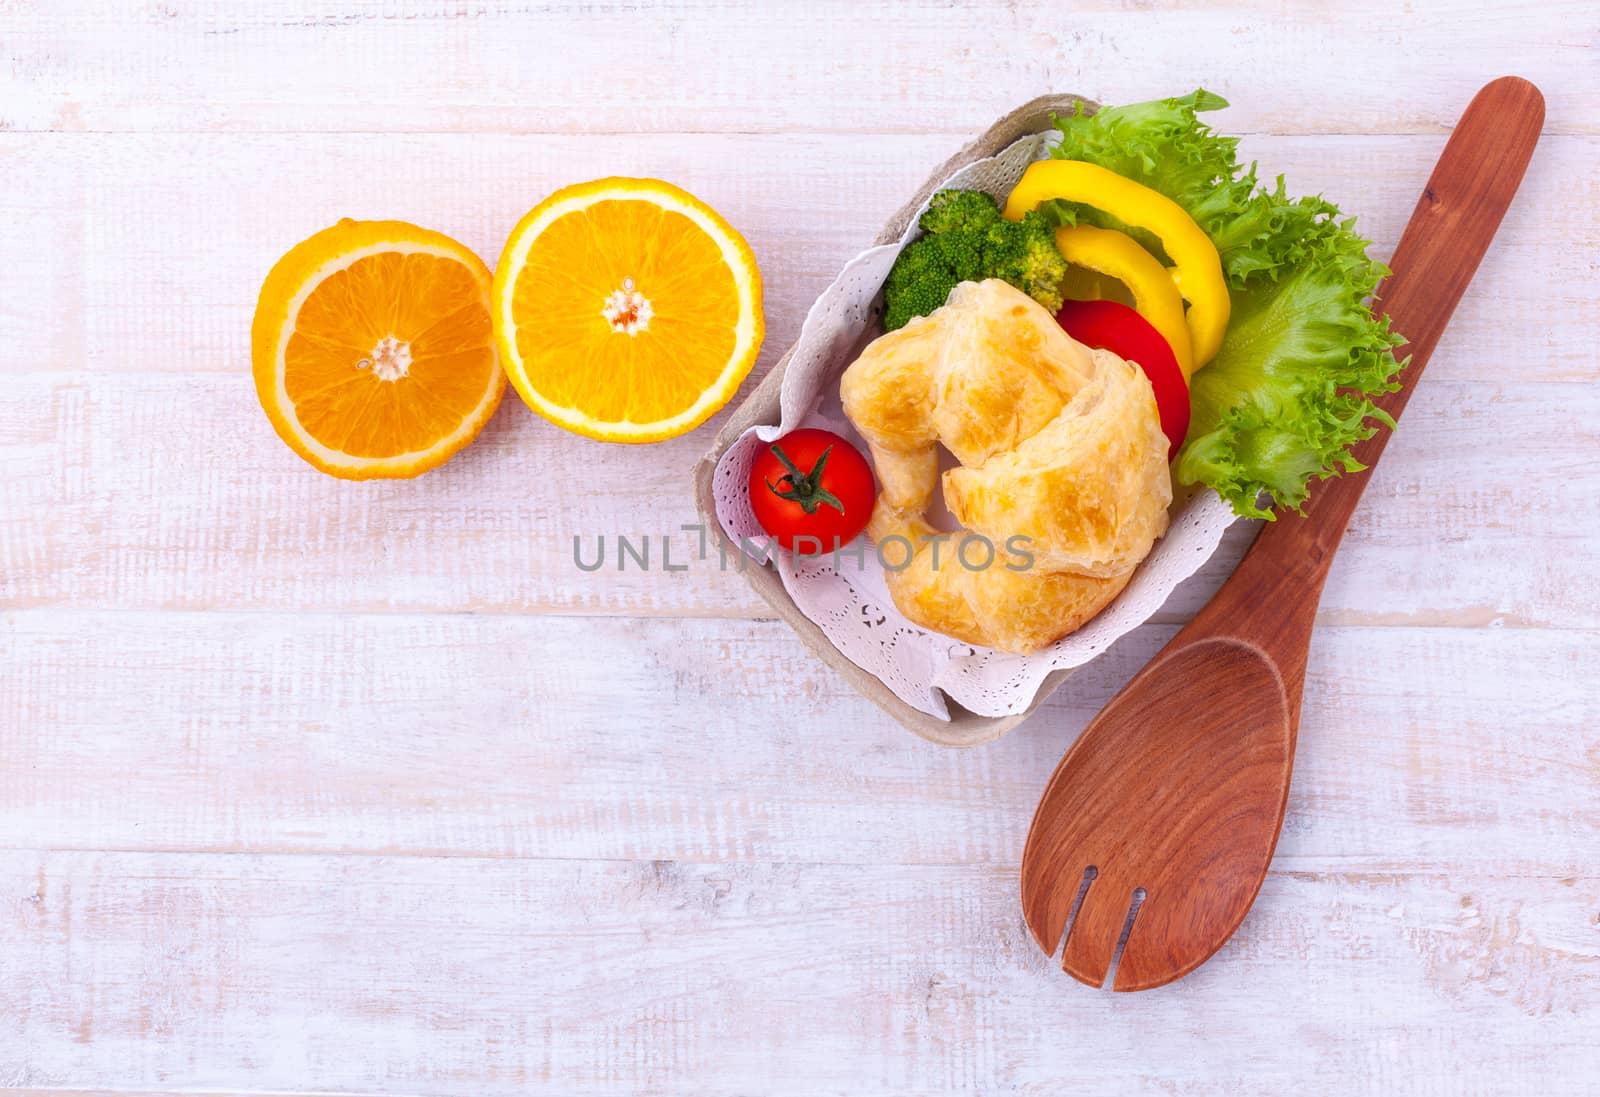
[1003,159,1230,368]
[1051,224,1196,380]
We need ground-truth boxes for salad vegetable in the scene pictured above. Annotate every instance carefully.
[749,429,876,552]
[881,190,1068,331]
[1004,158,1232,366]
[1048,91,1406,518]
[1056,298,1190,463]
[1050,223,1195,379]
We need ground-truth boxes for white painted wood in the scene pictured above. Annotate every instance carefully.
[3,851,1598,1095]
[2,1,1598,1092]
[2,0,1597,135]
[2,611,1597,874]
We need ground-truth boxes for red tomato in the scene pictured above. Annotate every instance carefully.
[749,429,876,553]
[1056,299,1191,462]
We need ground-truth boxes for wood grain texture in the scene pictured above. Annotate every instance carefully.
[2,612,1597,873]
[2,0,1598,1091]
[3,0,1598,135]
[4,851,1600,1096]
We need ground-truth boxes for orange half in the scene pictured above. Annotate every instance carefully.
[252,219,506,479]
[492,178,764,443]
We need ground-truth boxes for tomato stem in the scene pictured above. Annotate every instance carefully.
[764,443,846,516]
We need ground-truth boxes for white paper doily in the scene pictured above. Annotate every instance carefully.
[713,131,1240,719]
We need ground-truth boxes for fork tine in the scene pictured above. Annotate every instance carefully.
[1020,861,1092,958]
[1113,884,1179,991]
[1113,845,1273,990]
[1061,867,1139,988]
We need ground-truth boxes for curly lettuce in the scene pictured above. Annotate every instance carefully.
[1049,91,1406,518]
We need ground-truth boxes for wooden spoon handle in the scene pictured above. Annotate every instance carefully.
[1187,77,1545,651]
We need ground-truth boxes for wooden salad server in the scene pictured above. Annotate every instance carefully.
[1019,76,1544,991]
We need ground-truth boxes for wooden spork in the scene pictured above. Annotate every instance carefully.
[1019,76,1544,991]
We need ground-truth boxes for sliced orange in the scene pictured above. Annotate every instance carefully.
[252,219,506,479]
[492,178,764,443]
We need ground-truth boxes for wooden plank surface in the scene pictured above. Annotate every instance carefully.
[3,0,1599,1092]
[3,852,1597,1095]
[2,611,1598,873]
[3,0,1598,135]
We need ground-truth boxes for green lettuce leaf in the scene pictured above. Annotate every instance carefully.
[1049,91,1406,518]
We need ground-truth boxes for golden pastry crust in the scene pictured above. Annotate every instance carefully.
[841,279,1171,654]
[867,509,1136,655]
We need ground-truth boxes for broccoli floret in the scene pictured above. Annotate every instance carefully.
[922,230,985,283]
[987,210,1069,312]
[880,189,1069,330]
[880,225,990,330]
[918,189,1004,236]
[881,245,961,332]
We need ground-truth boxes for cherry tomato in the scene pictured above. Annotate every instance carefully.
[749,428,876,553]
[1056,299,1191,462]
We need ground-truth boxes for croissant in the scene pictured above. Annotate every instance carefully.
[840,279,1172,654]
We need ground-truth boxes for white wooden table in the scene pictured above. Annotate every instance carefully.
[3,2,1598,1092]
